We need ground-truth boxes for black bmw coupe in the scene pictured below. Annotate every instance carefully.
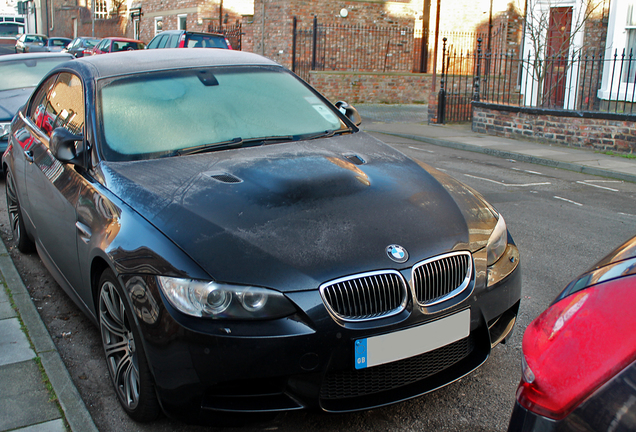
[3,49,521,423]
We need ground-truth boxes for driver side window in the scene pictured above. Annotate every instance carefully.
[28,73,85,144]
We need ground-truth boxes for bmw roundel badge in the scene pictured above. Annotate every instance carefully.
[386,244,409,263]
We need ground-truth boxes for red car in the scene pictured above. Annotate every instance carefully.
[508,235,636,431]
[91,37,145,55]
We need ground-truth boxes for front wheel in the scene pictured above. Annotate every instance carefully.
[98,269,160,422]
[5,170,35,253]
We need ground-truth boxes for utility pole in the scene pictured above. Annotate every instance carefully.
[431,0,441,91]
[419,0,431,73]
[219,0,223,30]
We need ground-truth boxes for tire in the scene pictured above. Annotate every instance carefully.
[5,170,35,253]
[98,269,161,422]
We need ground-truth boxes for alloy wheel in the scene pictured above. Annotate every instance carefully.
[5,171,21,243]
[99,280,141,410]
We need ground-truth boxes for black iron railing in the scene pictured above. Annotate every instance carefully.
[291,17,508,82]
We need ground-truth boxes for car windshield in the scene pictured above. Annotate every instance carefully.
[25,35,45,43]
[0,57,69,91]
[83,39,99,48]
[112,40,144,51]
[186,35,227,48]
[49,39,68,47]
[98,66,347,161]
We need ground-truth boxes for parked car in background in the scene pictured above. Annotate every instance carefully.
[0,52,73,155]
[3,48,521,424]
[147,30,231,49]
[508,235,636,432]
[45,37,72,52]
[15,34,48,53]
[63,36,100,58]
[90,37,145,55]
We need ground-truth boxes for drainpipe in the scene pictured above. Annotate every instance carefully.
[91,0,95,37]
[49,0,54,33]
[261,0,265,55]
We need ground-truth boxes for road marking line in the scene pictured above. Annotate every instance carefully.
[585,180,623,183]
[464,174,551,187]
[511,167,543,175]
[408,146,435,153]
[554,196,583,206]
[576,181,619,192]
[619,212,636,218]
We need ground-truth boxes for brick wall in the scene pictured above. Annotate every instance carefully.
[309,71,433,104]
[472,103,636,154]
[51,7,132,39]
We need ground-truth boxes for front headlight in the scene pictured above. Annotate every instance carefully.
[0,122,10,140]
[157,276,297,319]
[486,214,508,266]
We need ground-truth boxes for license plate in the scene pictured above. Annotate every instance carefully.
[354,309,470,370]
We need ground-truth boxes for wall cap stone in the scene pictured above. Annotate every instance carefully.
[473,102,636,122]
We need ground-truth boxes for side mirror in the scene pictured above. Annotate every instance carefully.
[335,101,362,126]
[50,127,84,165]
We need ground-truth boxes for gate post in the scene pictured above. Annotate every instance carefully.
[473,38,482,102]
[437,37,447,124]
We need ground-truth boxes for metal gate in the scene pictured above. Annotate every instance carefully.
[208,23,242,51]
[436,37,482,123]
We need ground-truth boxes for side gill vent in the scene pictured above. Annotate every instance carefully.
[206,172,243,184]
[344,154,366,165]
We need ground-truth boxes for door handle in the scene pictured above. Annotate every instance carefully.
[76,221,92,244]
[24,150,34,163]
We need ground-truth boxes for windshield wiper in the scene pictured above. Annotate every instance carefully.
[166,129,354,158]
[296,128,353,141]
[176,137,244,156]
[239,135,295,147]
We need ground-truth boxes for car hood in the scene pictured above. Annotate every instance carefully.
[0,87,33,122]
[100,132,497,291]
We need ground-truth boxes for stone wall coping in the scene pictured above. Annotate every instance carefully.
[309,70,433,77]
[473,101,636,121]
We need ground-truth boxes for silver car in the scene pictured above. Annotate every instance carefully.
[15,33,48,53]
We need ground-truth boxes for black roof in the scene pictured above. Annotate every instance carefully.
[59,48,279,79]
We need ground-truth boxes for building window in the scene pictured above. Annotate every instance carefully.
[94,0,108,19]
[624,1,636,83]
[133,17,140,40]
[154,17,163,35]
[178,14,187,31]
[599,0,636,101]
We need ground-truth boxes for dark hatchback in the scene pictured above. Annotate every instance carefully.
[147,30,231,49]
[508,236,636,432]
[0,52,73,154]
[62,36,100,58]
[3,49,521,424]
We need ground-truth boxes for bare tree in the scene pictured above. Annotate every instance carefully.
[520,0,602,107]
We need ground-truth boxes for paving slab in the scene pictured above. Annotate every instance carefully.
[0,318,35,366]
[0,302,15,320]
[0,361,61,432]
[13,419,67,432]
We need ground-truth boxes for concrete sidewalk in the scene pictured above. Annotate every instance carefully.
[357,104,636,184]
[0,236,98,432]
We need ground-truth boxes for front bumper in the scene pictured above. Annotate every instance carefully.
[123,245,521,422]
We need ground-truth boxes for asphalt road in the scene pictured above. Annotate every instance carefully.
[1,132,635,432]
